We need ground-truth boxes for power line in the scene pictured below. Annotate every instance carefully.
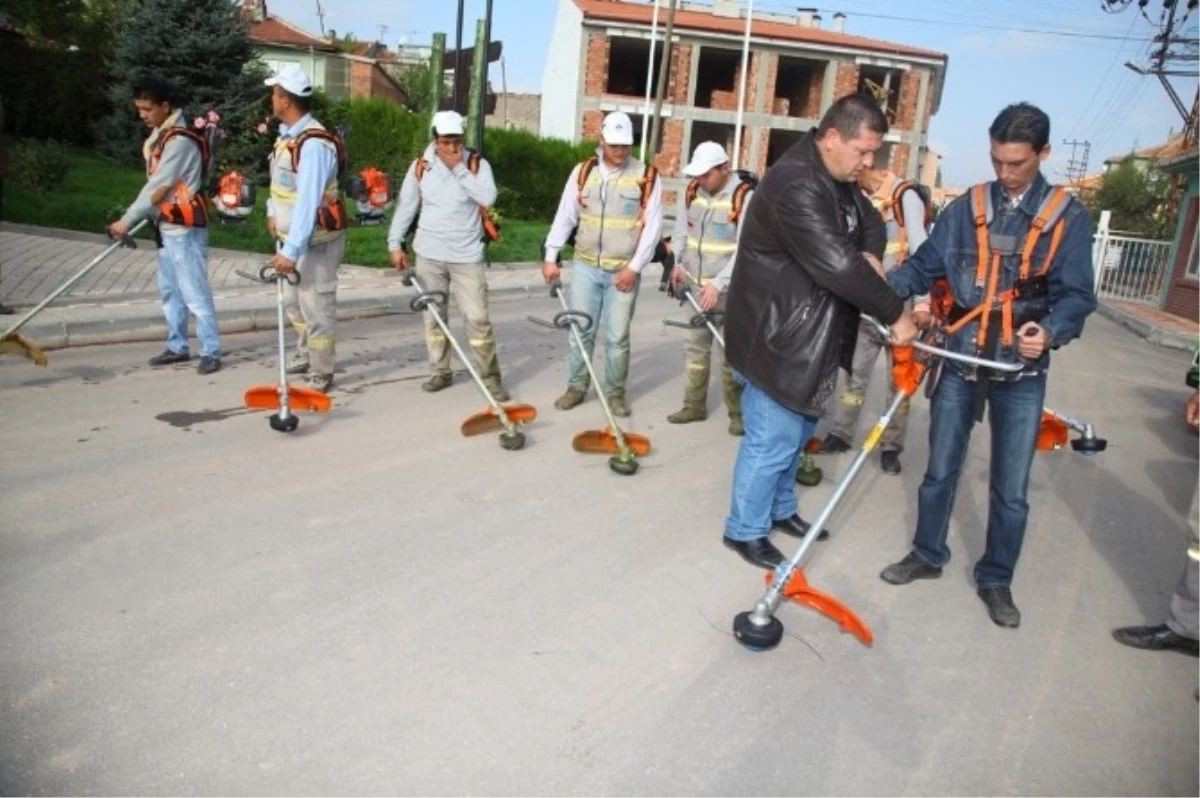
[1062,139,1092,185]
[1067,13,1143,141]
[799,7,1167,41]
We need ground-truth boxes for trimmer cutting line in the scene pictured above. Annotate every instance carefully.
[401,270,535,450]
[732,319,1025,652]
[237,265,332,432]
[0,219,150,365]
[528,280,650,475]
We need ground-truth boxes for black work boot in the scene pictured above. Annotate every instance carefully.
[977,587,1021,628]
[723,536,785,570]
[1112,624,1199,656]
[880,552,943,585]
[149,349,190,367]
[771,514,830,540]
[820,433,852,453]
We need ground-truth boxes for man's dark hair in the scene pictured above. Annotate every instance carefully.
[989,102,1050,152]
[284,89,313,114]
[817,93,889,140]
[131,76,177,107]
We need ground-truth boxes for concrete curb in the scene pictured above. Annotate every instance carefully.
[1096,302,1196,351]
[11,282,548,352]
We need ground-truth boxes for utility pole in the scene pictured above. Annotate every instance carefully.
[648,0,679,161]
[1062,138,1091,187]
[1107,0,1199,135]
[429,33,446,117]
[314,0,326,36]
[453,0,465,113]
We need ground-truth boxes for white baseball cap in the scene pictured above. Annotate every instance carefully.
[682,141,729,177]
[264,64,313,97]
[431,110,466,137]
[601,111,634,146]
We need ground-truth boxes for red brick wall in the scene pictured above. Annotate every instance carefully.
[1164,196,1199,321]
[752,52,777,114]
[833,61,859,102]
[922,73,935,134]
[349,61,406,105]
[653,118,685,175]
[670,43,691,106]
[581,109,603,140]
[754,128,770,175]
[805,65,824,118]
[890,143,911,177]
[584,33,610,96]
[894,71,920,131]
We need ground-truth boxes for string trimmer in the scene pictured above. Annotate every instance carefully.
[732,319,1024,651]
[664,269,824,485]
[237,265,332,432]
[528,280,650,475]
[401,270,535,450]
[0,219,149,365]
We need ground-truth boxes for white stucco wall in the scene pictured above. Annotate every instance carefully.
[539,0,584,141]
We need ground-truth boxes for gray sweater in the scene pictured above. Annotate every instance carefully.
[122,113,205,235]
[387,143,498,264]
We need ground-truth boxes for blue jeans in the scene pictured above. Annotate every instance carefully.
[566,262,639,397]
[910,368,1047,587]
[157,228,220,358]
[724,373,818,541]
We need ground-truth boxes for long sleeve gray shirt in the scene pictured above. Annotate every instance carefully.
[386,143,498,264]
[121,113,204,235]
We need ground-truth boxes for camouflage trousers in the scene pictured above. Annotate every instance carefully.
[679,296,742,419]
[830,315,910,452]
[282,235,345,378]
[415,255,502,386]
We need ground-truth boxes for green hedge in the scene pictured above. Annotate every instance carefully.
[484,128,597,221]
[310,96,597,222]
[0,39,110,146]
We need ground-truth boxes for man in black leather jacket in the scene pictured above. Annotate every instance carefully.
[721,93,918,570]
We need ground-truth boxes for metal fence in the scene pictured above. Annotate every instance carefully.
[1092,210,1175,305]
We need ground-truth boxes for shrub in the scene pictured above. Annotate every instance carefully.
[484,128,597,221]
[318,96,429,187]
[10,139,71,193]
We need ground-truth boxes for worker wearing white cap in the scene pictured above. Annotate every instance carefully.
[386,110,511,400]
[665,141,756,434]
[541,110,663,418]
[264,63,347,393]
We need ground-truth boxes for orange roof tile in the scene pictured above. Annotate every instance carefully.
[574,0,946,61]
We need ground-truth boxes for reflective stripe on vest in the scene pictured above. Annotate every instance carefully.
[680,186,739,284]
[270,120,344,246]
[573,157,649,271]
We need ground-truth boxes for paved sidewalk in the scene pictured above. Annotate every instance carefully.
[1098,298,1198,351]
[0,223,548,351]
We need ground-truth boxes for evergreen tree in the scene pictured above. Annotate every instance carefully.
[95,0,271,179]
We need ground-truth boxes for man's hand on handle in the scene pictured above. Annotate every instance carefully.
[541,261,561,285]
[698,283,720,312]
[889,312,918,347]
[1016,321,1049,360]
[389,250,410,271]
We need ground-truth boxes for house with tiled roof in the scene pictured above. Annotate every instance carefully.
[541,0,947,186]
[239,0,407,106]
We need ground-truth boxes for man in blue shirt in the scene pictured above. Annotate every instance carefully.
[265,64,346,394]
[879,102,1098,628]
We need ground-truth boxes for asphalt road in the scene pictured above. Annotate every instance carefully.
[1,293,1196,796]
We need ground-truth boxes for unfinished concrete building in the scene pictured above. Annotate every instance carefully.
[541,0,948,198]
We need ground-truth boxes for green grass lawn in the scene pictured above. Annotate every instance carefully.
[2,149,550,265]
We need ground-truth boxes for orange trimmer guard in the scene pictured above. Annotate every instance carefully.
[244,384,333,413]
[1036,411,1070,451]
[572,429,652,456]
[764,569,874,646]
[460,404,538,437]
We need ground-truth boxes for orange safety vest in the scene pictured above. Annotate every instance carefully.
[149,128,210,228]
[414,148,500,243]
[939,182,1072,352]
